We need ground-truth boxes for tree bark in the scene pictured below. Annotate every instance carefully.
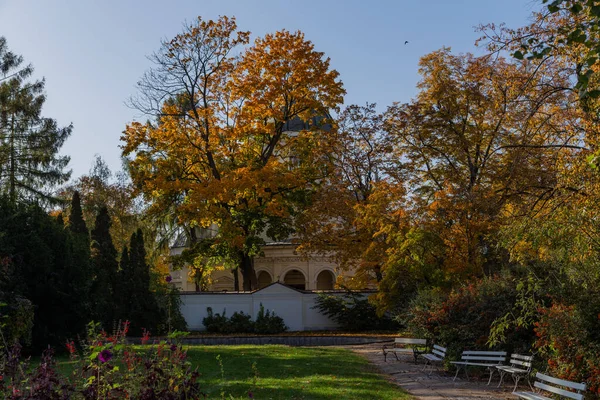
[232,268,240,291]
[240,252,257,291]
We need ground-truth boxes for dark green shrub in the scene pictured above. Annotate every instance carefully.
[254,304,287,334]
[313,292,398,331]
[202,307,231,333]
[202,305,287,334]
[229,311,254,333]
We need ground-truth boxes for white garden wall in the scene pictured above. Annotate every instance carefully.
[179,283,372,331]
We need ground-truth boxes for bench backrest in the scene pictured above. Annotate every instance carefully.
[534,372,586,400]
[394,338,427,346]
[461,350,506,364]
[431,344,447,359]
[508,353,533,371]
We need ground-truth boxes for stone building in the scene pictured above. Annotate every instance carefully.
[169,236,346,292]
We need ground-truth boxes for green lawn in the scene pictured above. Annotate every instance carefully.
[57,345,409,399]
[185,345,409,399]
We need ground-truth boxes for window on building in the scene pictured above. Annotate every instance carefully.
[283,269,306,290]
[257,271,272,289]
[316,270,335,290]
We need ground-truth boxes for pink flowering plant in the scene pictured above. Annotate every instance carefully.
[0,321,208,399]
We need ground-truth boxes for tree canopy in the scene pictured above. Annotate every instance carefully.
[122,16,345,290]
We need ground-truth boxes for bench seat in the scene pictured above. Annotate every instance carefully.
[512,372,586,400]
[450,350,507,382]
[512,392,551,400]
[382,338,427,363]
[420,344,447,375]
[452,361,502,368]
[422,354,443,362]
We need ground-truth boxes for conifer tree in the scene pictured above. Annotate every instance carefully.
[68,191,88,236]
[60,191,92,334]
[0,37,72,204]
[128,229,161,335]
[115,245,131,323]
[90,206,118,328]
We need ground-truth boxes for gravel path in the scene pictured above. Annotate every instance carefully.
[344,342,518,400]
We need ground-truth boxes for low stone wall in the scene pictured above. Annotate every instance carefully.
[177,336,393,346]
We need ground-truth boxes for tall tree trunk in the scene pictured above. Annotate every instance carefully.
[240,252,257,291]
[232,268,240,291]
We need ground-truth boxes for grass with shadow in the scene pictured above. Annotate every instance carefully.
[186,344,410,399]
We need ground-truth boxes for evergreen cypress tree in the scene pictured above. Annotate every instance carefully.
[128,229,161,335]
[90,206,118,329]
[68,191,88,236]
[115,245,132,323]
[60,191,92,335]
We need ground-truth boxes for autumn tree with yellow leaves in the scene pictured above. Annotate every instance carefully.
[122,16,345,290]
[369,47,584,311]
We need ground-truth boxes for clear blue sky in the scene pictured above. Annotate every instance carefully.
[0,0,540,180]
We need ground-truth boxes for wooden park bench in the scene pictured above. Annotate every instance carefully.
[450,350,507,382]
[491,353,533,391]
[382,338,427,363]
[420,344,447,375]
[513,372,586,400]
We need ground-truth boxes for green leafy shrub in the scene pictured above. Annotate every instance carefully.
[203,305,287,334]
[313,292,398,331]
[203,307,231,333]
[0,296,34,348]
[254,304,287,334]
[229,311,254,333]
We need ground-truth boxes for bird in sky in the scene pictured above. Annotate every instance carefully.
[404,41,409,45]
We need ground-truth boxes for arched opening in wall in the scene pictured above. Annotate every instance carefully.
[283,269,306,290]
[316,270,335,290]
[257,271,272,289]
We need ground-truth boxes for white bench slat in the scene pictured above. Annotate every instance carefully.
[513,391,551,400]
[509,359,531,368]
[511,354,533,362]
[536,372,586,392]
[463,351,507,356]
[497,365,528,373]
[422,354,443,362]
[452,361,501,367]
[534,382,584,400]
[461,355,506,362]
[432,349,445,357]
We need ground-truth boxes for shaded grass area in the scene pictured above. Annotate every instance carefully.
[187,345,409,399]
[52,345,409,399]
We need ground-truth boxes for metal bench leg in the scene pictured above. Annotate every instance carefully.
[513,375,521,392]
[487,367,495,386]
[497,370,506,388]
[453,366,462,381]
[422,360,430,372]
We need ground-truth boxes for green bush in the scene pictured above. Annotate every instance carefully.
[254,304,287,334]
[313,292,398,331]
[202,305,287,334]
[203,307,231,333]
[229,311,254,333]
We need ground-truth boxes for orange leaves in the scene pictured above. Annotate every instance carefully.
[122,17,345,288]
